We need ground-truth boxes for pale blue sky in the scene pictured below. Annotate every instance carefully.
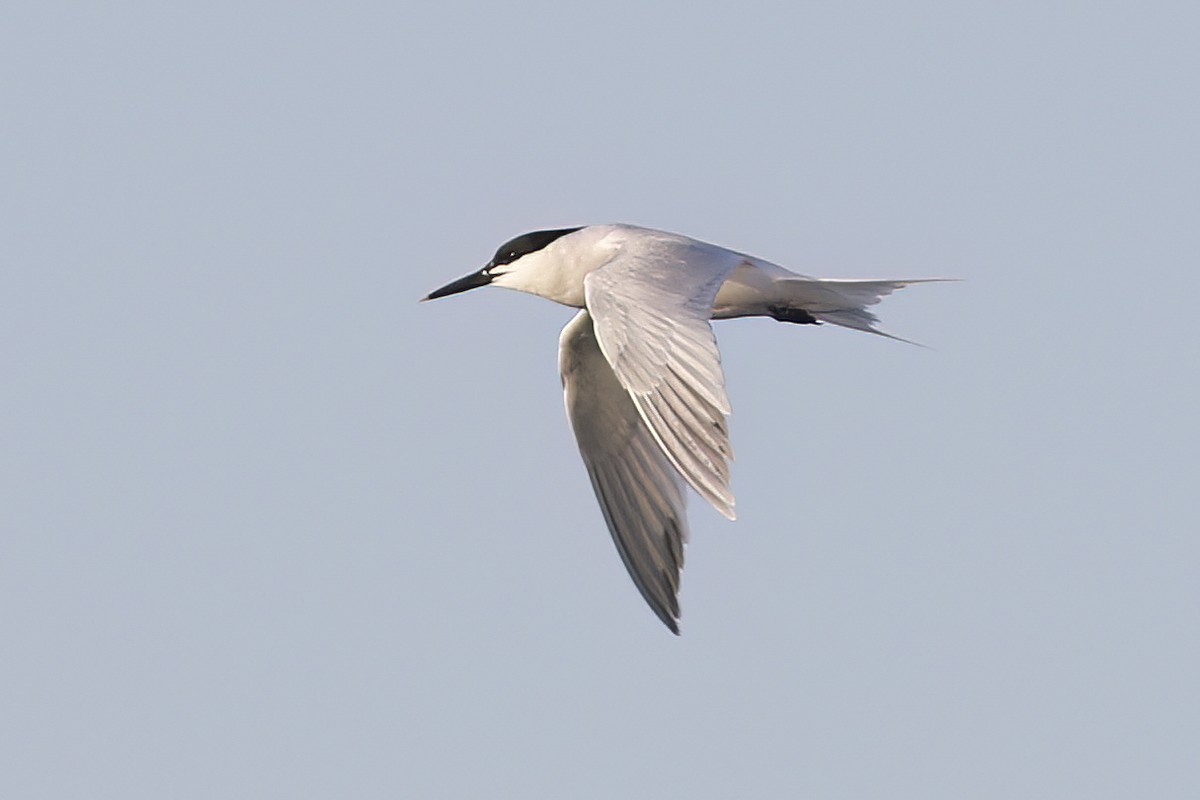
[3,2,1198,797]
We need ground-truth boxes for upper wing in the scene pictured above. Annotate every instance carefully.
[583,234,740,518]
[559,310,689,633]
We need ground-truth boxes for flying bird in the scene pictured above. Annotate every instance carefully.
[423,224,941,633]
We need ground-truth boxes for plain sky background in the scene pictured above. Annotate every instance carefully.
[3,2,1198,797]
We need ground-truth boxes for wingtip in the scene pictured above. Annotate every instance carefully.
[650,607,681,635]
[711,496,737,521]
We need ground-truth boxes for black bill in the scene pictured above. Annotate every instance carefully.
[421,267,493,302]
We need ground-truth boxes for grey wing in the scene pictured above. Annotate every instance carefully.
[583,237,740,518]
[559,310,689,634]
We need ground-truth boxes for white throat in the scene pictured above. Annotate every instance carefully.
[491,226,622,308]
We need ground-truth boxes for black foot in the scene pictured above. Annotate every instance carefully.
[768,305,819,325]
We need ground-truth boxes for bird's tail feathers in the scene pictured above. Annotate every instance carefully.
[777,277,951,344]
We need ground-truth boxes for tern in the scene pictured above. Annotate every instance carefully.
[423,224,941,633]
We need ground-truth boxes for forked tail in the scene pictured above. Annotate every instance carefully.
[775,277,950,343]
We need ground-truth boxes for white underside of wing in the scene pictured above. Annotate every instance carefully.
[559,310,689,634]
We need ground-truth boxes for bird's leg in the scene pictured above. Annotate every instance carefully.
[767,305,820,325]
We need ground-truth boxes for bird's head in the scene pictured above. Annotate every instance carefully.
[421,227,585,302]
